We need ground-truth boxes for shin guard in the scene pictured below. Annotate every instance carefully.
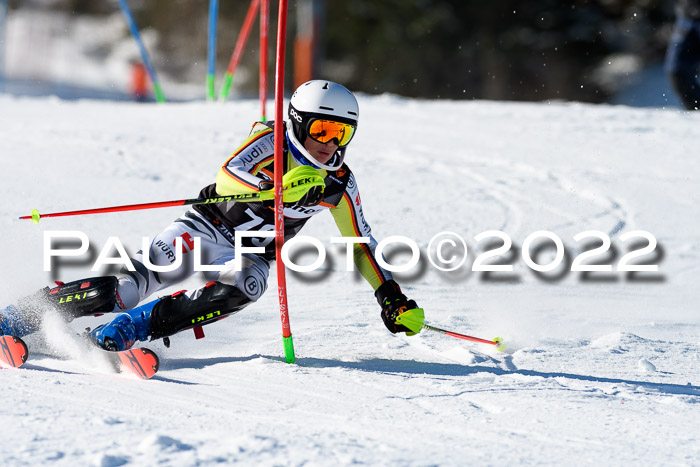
[149,281,251,340]
[14,276,120,325]
[39,276,121,320]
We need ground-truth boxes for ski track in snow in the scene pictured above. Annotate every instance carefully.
[1,95,700,465]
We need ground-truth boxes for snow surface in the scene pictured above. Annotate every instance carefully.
[1,94,700,465]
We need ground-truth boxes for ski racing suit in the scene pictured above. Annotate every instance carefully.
[1,122,416,346]
[111,121,393,331]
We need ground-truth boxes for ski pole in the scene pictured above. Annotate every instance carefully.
[19,166,324,224]
[423,324,505,351]
[19,193,262,224]
[394,309,505,351]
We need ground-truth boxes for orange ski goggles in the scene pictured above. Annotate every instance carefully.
[307,119,356,147]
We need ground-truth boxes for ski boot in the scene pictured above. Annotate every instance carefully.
[89,302,156,351]
[0,276,121,339]
[44,276,122,320]
[88,281,252,351]
[0,304,37,338]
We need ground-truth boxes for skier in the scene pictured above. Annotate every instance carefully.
[666,0,700,110]
[0,80,422,352]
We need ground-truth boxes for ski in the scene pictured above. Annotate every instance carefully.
[1,334,158,379]
[0,335,29,368]
[101,347,160,379]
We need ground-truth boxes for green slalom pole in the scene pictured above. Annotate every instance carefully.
[207,75,215,101]
[218,73,234,101]
[206,0,219,101]
[283,335,295,363]
[218,0,260,101]
[152,82,166,103]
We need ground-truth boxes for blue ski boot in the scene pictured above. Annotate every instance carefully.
[0,304,38,338]
[89,300,158,351]
[89,281,253,351]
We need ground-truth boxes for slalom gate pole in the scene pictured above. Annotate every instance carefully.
[259,0,269,121]
[218,0,260,101]
[117,0,166,103]
[206,0,219,101]
[19,193,266,224]
[273,0,295,364]
[422,324,505,351]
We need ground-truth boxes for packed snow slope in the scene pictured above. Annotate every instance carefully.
[1,94,699,466]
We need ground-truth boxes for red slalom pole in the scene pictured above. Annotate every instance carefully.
[423,324,505,351]
[218,0,260,101]
[273,0,295,363]
[259,0,269,121]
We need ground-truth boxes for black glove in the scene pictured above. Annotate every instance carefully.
[258,180,274,207]
[375,280,418,334]
[258,180,324,207]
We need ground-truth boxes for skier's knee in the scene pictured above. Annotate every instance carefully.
[116,275,141,310]
[149,281,251,340]
[217,256,269,302]
[238,270,267,302]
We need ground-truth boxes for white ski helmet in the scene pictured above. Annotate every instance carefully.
[286,80,359,170]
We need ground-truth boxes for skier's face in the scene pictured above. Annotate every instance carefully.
[304,137,338,165]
